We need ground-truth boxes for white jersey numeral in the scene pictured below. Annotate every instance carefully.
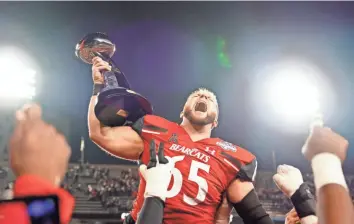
[165,156,210,205]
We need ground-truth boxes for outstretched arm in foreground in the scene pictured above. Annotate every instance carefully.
[273,165,317,224]
[303,126,354,224]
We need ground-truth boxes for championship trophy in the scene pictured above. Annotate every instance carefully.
[75,32,153,126]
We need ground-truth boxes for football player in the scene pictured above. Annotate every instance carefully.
[88,57,272,224]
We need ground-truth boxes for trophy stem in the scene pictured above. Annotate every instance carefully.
[108,59,131,90]
[103,71,120,90]
[113,68,131,90]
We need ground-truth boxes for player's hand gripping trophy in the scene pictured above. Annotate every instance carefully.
[75,32,153,126]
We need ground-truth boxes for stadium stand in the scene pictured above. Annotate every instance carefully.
[0,163,353,223]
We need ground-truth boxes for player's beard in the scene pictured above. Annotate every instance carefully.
[183,110,216,126]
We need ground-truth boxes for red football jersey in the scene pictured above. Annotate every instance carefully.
[130,115,257,224]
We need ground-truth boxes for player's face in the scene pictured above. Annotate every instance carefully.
[182,90,218,127]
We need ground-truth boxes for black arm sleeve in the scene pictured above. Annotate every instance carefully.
[231,189,274,224]
[136,197,164,224]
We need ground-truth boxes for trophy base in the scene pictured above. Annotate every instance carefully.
[95,87,153,127]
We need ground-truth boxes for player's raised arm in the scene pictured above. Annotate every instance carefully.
[273,165,317,224]
[88,57,143,160]
[302,126,354,224]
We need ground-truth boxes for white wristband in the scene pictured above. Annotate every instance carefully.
[311,153,348,191]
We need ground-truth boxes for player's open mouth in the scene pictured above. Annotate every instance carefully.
[194,101,208,112]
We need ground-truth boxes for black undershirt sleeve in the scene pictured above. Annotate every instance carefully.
[231,189,274,224]
[131,116,145,135]
[136,197,165,224]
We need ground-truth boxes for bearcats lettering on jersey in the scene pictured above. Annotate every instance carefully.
[169,143,210,163]
[131,115,257,224]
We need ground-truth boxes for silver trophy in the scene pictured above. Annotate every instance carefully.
[75,32,153,126]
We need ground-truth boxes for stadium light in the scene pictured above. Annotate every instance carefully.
[251,59,328,131]
[264,61,322,125]
[266,68,320,122]
[0,49,36,100]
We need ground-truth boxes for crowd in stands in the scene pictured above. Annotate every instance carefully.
[1,163,353,216]
[62,164,139,214]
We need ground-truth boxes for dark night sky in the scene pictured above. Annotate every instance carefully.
[1,2,354,172]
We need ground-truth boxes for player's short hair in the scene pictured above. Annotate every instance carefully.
[188,87,218,105]
[187,87,219,119]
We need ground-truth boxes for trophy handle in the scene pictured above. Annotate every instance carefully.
[94,52,131,90]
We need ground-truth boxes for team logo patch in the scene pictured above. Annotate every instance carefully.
[217,141,237,152]
[168,133,178,144]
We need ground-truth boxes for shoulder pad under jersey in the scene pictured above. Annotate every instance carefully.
[131,115,172,136]
[216,140,258,182]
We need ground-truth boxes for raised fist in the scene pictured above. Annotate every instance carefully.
[302,126,348,163]
[9,104,71,186]
[273,165,303,198]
